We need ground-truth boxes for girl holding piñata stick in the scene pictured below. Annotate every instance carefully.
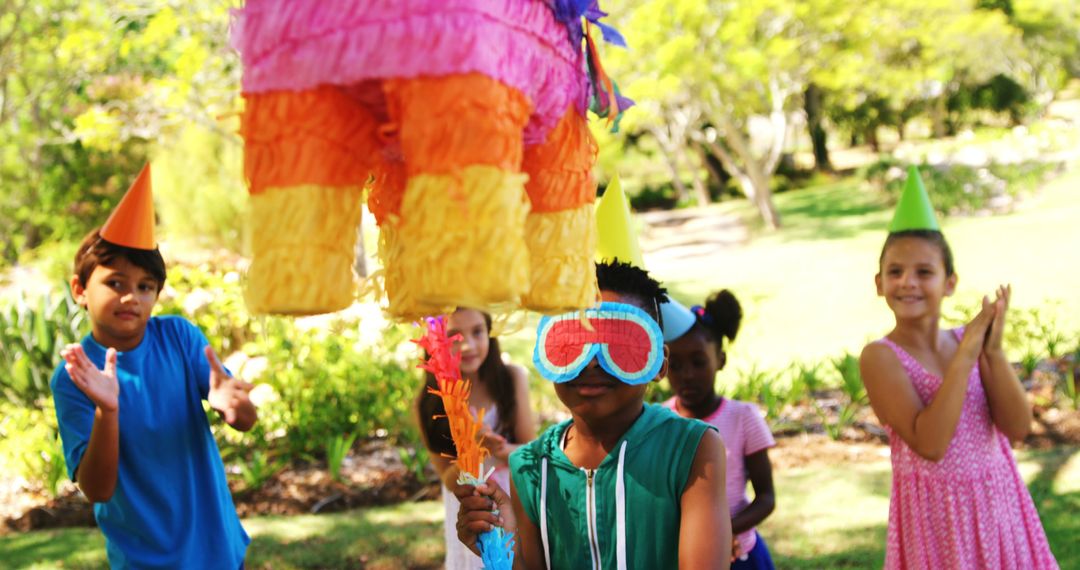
[415,310,536,570]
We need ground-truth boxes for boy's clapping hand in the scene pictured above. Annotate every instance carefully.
[61,344,119,413]
[454,481,515,556]
[205,346,256,430]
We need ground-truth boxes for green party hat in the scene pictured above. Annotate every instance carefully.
[888,165,940,232]
[595,175,645,267]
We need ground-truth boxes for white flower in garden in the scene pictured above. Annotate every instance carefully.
[248,383,278,407]
[353,302,389,351]
[239,356,269,383]
[223,351,249,375]
[223,271,240,285]
[159,284,178,303]
[393,336,420,369]
[183,288,215,315]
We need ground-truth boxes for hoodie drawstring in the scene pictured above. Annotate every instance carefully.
[615,440,628,570]
[541,456,551,570]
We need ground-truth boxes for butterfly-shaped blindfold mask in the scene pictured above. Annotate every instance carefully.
[533,302,664,385]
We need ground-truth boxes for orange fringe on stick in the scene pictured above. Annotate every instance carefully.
[413,316,490,479]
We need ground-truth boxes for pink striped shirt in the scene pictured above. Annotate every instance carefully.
[664,397,776,554]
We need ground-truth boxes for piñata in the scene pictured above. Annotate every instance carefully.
[232,1,631,317]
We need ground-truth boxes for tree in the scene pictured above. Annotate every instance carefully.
[605,0,819,228]
[820,0,1022,143]
[0,1,243,264]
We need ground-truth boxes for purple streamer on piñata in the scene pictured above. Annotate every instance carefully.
[549,0,634,128]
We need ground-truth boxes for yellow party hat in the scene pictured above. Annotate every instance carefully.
[594,175,644,267]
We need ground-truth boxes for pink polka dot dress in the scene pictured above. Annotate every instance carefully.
[877,330,1058,569]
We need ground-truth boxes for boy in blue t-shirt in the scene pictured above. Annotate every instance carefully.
[51,223,256,569]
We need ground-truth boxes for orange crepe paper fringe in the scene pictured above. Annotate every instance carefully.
[414,316,491,480]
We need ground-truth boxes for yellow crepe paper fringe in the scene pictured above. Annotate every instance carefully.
[376,221,454,320]
[391,165,530,312]
[245,184,363,315]
[522,204,599,313]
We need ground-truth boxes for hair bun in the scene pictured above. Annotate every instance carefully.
[702,289,742,342]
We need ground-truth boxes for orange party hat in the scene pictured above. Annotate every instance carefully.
[100,163,156,250]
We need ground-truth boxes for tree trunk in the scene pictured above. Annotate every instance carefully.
[660,149,689,203]
[865,125,880,153]
[695,78,790,230]
[804,83,832,172]
[704,134,781,230]
[676,145,711,206]
[697,142,729,198]
[932,95,948,138]
[650,127,689,203]
[745,159,781,229]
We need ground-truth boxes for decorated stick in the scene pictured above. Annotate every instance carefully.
[414,317,514,569]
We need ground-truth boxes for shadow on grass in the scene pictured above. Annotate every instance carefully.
[770,182,891,242]
[1,503,446,570]
[1,527,106,569]
[773,542,886,569]
[245,503,445,570]
[1023,446,1080,567]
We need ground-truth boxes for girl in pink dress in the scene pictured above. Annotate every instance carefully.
[860,229,1058,569]
[660,290,778,569]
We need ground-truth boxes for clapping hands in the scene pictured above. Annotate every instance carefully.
[959,284,1011,361]
[61,344,119,413]
[982,284,1011,358]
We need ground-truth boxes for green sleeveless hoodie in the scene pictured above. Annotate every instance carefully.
[509,403,712,569]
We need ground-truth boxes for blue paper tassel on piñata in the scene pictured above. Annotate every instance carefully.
[478,525,516,570]
[459,469,515,569]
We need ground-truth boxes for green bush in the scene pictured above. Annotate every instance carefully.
[0,290,86,496]
[625,182,681,211]
[155,263,259,356]
[0,291,88,407]
[786,361,826,403]
[820,353,867,440]
[0,402,67,497]
[236,449,286,492]
[238,319,420,464]
[729,365,791,422]
[326,433,359,482]
[1064,347,1080,411]
[944,299,1078,365]
[154,123,247,253]
[864,157,1060,216]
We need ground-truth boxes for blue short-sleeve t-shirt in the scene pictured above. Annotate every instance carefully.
[51,316,249,569]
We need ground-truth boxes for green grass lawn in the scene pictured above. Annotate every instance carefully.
[6,446,1076,569]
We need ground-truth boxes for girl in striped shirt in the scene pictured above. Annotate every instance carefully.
[662,290,777,570]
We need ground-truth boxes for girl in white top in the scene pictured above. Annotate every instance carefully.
[413,308,536,570]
